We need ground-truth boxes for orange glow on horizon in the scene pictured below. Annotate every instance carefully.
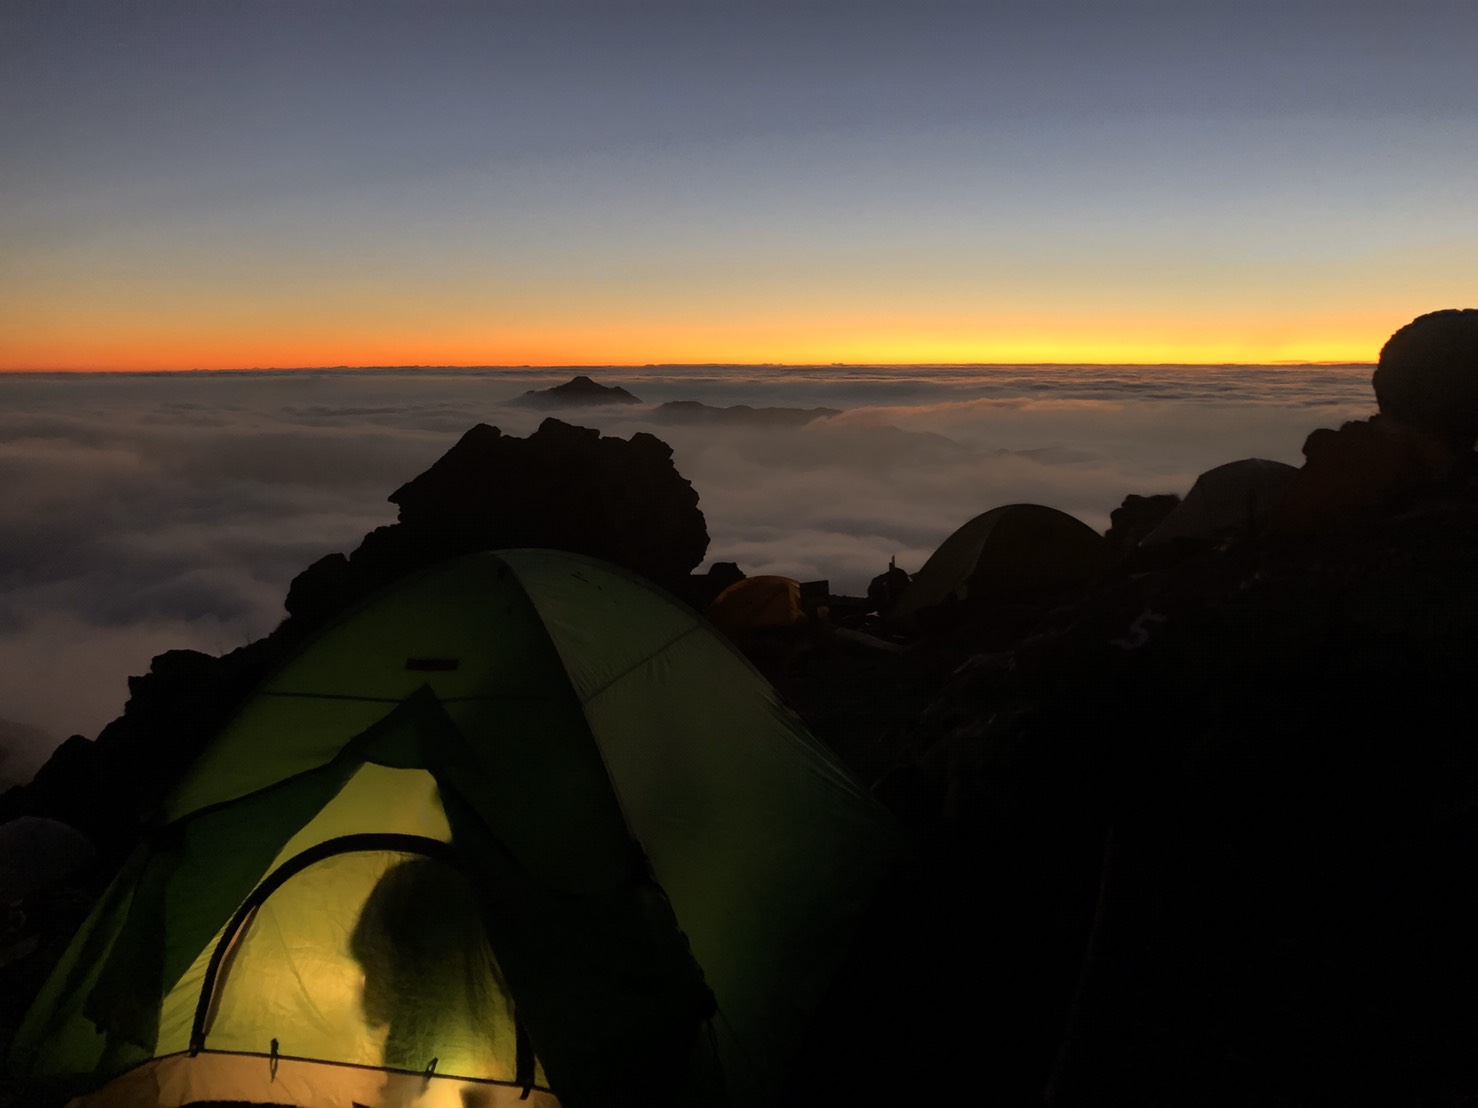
[0,315,1388,372]
[0,248,1431,371]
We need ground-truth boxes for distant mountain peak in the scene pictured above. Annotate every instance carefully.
[514,375,642,407]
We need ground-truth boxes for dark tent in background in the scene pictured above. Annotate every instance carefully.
[887,504,1103,627]
[0,817,94,904]
[1140,458,1298,546]
[10,551,899,1108]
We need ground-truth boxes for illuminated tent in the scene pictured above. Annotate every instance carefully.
[10,551,898,1108]
[1141,458,1299,546]
[888,503,1103,625]
[704,576,804,639]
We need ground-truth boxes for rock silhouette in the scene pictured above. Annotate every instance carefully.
[287,418,708,625]
[1372,307,1478,447]
[1272,310,1478,535]
[1102,491,1180,556]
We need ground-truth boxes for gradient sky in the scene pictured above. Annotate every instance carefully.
[3,0,1476,369]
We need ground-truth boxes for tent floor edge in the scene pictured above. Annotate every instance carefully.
[71,1051,562,1108]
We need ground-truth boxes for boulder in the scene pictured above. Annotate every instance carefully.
[1103,492,1180,555]
[1270,310,1478,536]
[1372,308,1478,447]
[285,420,707,623]
[1272,415,1470,535]
[382,418,706,591]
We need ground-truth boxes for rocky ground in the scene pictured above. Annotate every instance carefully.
[5,361,1478,1104]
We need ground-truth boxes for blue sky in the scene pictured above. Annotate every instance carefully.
[4,0,1476,367]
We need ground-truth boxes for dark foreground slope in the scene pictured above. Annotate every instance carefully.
[779,492,1478,1107]
[777,313,1478,1105]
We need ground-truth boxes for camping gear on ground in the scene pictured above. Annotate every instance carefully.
[10,550,898,1108]
[1141,458,1298,546]
[888,503,1103,627]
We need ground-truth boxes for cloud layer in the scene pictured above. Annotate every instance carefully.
[0,365,1374,770]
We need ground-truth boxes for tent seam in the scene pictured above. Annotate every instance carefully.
[499,558,656,873]
[577,623,706,705]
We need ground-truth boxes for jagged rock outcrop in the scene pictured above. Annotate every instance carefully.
[0,642,281,853]
[1272,414,1471,534]
[687,561,746,610]
[287,419,707,623]
[513,375,642,408]
[1103,492,1181,555]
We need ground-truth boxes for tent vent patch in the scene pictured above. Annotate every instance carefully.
[405,657,460,671]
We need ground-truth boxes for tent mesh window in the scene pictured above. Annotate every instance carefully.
[194,836,527,1087]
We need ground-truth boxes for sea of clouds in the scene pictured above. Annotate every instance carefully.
[0,363,1375,785]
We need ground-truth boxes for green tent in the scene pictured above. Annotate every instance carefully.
[888,503,1103,626]
[11,551,899,1108]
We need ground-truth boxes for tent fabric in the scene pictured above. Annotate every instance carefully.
[704,576,804,637]
[1141,458,1299,546]
[10,550,899,1108]
[889,503,1103,624]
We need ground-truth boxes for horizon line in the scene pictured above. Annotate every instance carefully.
[0,359,1377,375]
